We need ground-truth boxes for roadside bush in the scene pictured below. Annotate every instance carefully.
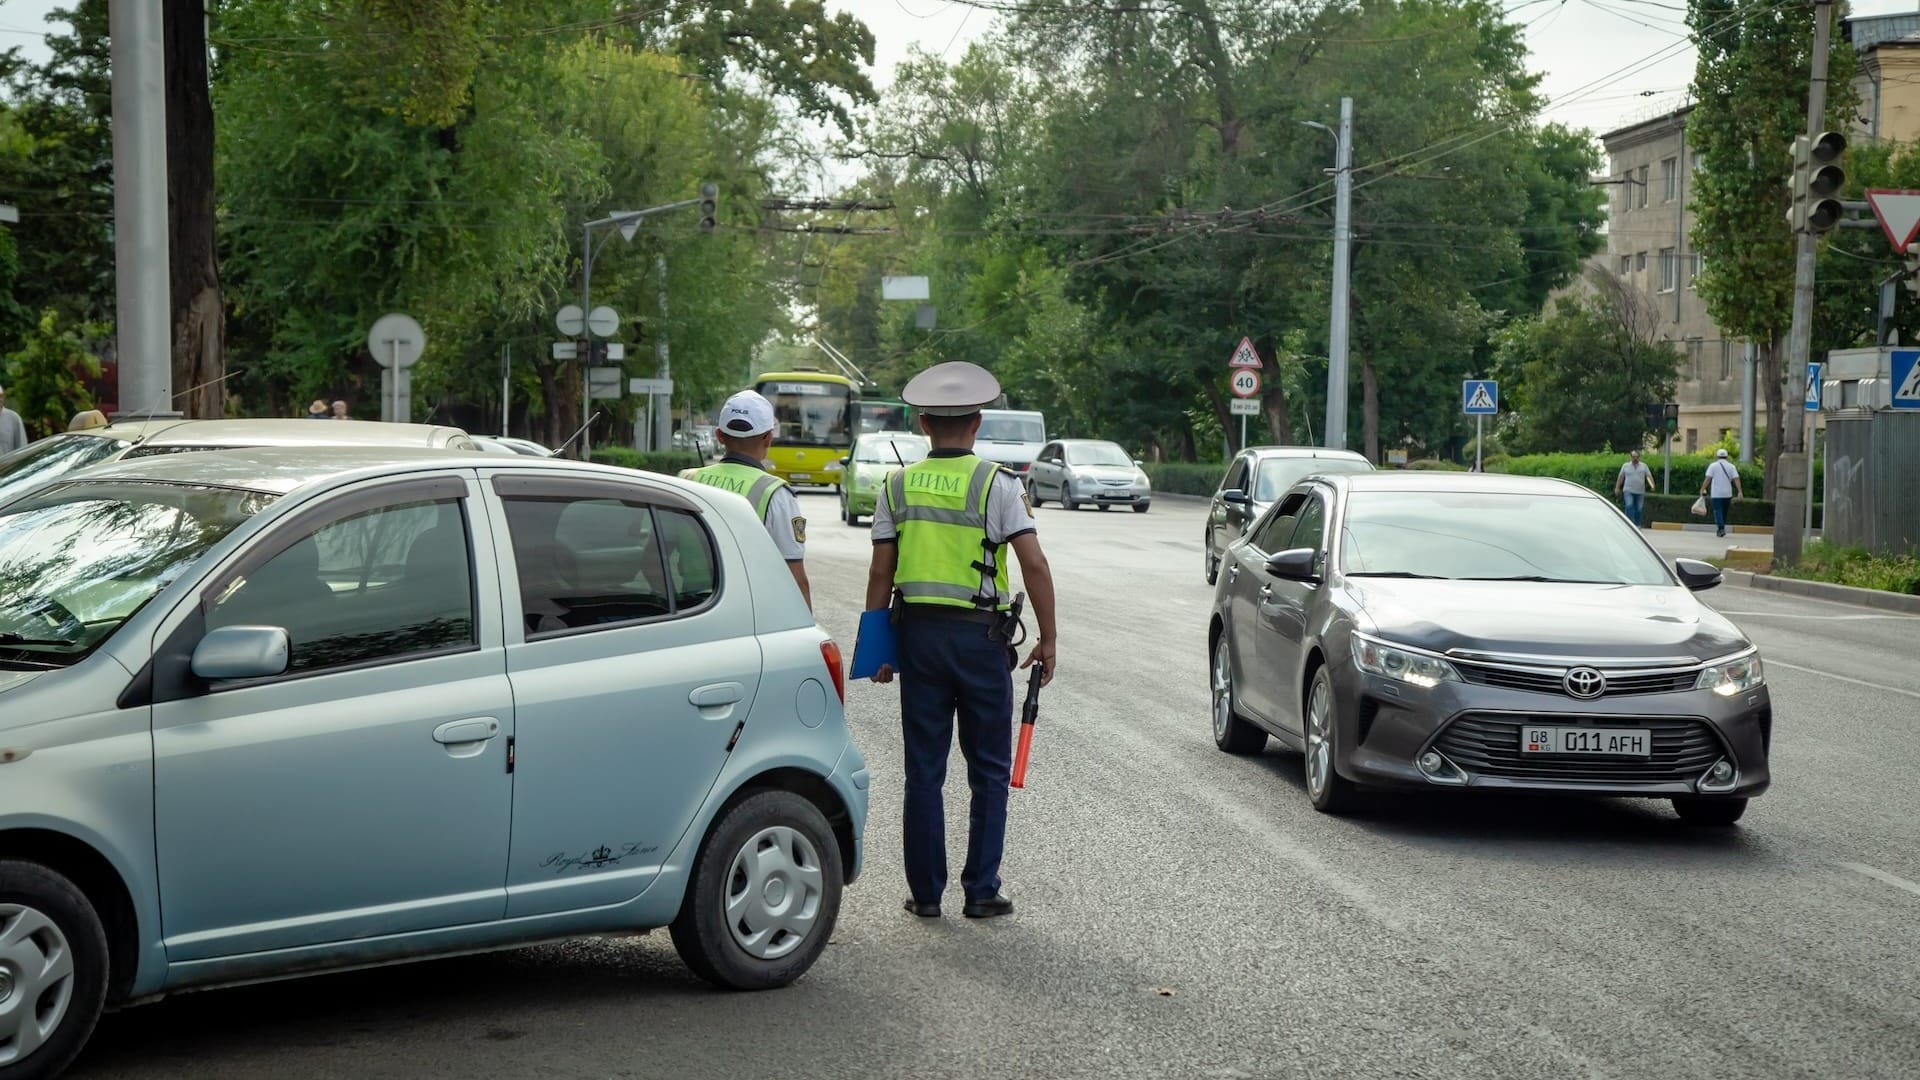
[1145,462,1225,496]
[1495,451,1763,499]
[1777,540,1920,595]
[1636,493,1820,529]
[1405,458,1467,471]
[590,448,702,475]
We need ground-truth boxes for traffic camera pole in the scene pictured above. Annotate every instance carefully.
[1777,0,1833,567]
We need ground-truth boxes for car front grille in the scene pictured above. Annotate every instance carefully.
[1433,714,1725,785]
[1455,662,1699,698]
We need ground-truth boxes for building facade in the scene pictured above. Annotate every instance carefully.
[1849,12,1920,144]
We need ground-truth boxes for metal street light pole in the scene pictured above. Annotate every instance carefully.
[1301,98,1353,451]
[577,195,704,459]
[108,0,173,420]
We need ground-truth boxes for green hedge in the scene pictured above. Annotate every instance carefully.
[1405,458,1468,471]
[589,448,704,475]
[1145,461,1227,496]
[1496,451,1764,498]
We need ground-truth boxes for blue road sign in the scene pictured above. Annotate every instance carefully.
[1893,349,1920,410]
[1805,361,1822,412]
[1462,379,1498,416]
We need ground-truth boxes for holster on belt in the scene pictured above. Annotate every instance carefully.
[989,591,1027,647]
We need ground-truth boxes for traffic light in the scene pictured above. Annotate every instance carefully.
[1787,131,1846,234]
[699,182,717,234]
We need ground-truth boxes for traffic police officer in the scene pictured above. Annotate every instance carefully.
[865,361,1057,919]
[682,390,811,610]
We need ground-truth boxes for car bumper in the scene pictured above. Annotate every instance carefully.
[1072,485,1150,505]
[830,739,871,884]
[1331,660,1772,800]
[845,488,879,516]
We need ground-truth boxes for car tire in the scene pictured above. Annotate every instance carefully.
[1211,635,1267,755]
[1027,481,1043,509]
[1066,496,1082,511]
[670,789,844,991]
[0,860,110,1080]
[1205,539,1219,585]
[1672,797,1747,826]
[1132,502,1149,514]
[1303,666,1360,814]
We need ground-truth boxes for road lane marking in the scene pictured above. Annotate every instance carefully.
[1765,659,1920,702]
[1720,610,1918,621]
[1838,862,1920,899]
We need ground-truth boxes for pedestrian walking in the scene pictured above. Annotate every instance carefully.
[680,390,811,610]
[305,399,330,420]
[331,400,349,420]
[864,361,1057,920]
[0,385,27,454]
[1614,449,1654,527]
[1700,448,1744,538]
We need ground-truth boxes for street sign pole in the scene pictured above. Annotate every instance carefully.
[1804,361,1822,542]
[1475,414,1483,472]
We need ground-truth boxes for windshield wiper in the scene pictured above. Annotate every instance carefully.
[1345,571,1446,579]
[1458,575,1621,584]
[0,632,77,647]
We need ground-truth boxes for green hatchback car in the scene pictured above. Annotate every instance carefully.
[837,432,929,524]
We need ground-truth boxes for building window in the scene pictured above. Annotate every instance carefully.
[1662,157,1678,202]
[1618,254,1632,275]
[1689,251,1703,286]
[1691,150,1703,173]
[1686,337,1702,378]
[1659,247,1677,292]
[1685,428,1699,454]
[1721,340,1733,380]
[1637,165,1649,208]
[1636,251,1648,272]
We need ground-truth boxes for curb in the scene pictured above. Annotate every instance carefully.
[1649,522,1772,535]
[1740,573,1920,615]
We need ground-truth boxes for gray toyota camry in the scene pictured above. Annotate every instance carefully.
[1207,472,1769,825]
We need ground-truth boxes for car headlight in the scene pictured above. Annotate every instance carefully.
[1696,650,1764,696]
[1136,470,1150,488]
[1351,633,1460,688]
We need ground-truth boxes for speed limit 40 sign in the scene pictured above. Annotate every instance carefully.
[1230,368,1261,398]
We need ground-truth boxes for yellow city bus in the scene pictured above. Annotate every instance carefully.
[750,370,860,487]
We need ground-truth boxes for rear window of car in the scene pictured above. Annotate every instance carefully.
[499,494,719,638]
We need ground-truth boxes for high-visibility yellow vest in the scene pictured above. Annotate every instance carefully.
[885,455,1010,611]
[682,461,787,521]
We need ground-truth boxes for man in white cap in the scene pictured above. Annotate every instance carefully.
[1700,447,1744,538]
[864,360,1056,920]
[681,390,810,609]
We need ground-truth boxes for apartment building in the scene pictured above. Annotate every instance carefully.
[1849,11,1920,143]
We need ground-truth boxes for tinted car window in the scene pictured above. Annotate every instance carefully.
[1339,490,1672,584]
[1289,495,1327,552]
[656,507,719,611]
[1065,442,1131,466]
[1251,493,1308,552]
[1222,458,1248,493]
[503,495,695,635]
[207,496,474,672]
[1255,456,1371,502]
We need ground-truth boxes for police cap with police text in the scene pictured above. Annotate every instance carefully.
[902,361,1000,417]
[717,390,777,437]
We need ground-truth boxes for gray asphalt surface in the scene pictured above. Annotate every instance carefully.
[73,492,1920,1080]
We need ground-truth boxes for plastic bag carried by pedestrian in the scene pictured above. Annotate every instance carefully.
[1690,495,1708,517]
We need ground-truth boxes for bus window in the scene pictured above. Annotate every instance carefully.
[758,380,853,447]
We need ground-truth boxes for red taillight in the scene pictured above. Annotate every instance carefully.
[821,640,846,704]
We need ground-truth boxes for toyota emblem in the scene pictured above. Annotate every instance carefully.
[1563,667,1607,700]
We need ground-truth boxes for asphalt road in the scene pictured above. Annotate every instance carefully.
[73,491,1920,1080]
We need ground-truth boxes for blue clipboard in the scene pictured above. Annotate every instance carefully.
[849,608,896,680]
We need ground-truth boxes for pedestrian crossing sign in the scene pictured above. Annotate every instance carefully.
[1462,379,1498,416]
[1894,349,1920,409]
[1805,361,1822,412]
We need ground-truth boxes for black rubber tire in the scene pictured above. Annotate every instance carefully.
[1306,667,1361,815]
[670,789,844,991]
[1026,482,1043,509]
[1066,497,1082,511]
[1212,636,1268,755]
[1098,503,1111,511]
[0,860,110,1080]
[1672,797,1747,826]
[1132,502,1149,514]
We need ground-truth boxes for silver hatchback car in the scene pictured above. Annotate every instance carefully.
[0,448,867,1078]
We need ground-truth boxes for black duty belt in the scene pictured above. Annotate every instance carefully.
[898,605,1003,625]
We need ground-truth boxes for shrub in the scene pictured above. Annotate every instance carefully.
[1405,458,1467,471]
[1145,461,1226,496]
[1495,451,1762,499]
[1636,493,1819,529]
[589,448,703,475]
[1778,541,1920,595]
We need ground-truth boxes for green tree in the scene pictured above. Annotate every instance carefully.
[1687,0,1857,498]
[4,308,103,438]
[1492,270,1680,455]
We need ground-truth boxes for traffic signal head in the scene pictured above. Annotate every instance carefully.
[699,182,717,234]
[1788,131,1847,233]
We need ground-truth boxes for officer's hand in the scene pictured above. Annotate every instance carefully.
[1022,640,1055,688]
[871,663,895,684]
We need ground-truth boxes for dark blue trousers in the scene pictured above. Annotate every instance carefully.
[897,615,1015,905]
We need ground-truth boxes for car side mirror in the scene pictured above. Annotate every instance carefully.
[192,625,290,680]
[1133,458,1144,467]
[1265,547,1320,583]
[1674,557,1722,592]
[1221,488,1251,506]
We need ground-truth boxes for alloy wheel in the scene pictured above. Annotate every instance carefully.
[723,826,825,962]
[0,902,76,1067]
[1212,638,1234,741]
[1304,672,1333,799]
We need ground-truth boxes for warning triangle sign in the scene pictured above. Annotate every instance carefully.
[1867,189,1920,254]
[1466,384,1496,411]
[1227,337,1262,369]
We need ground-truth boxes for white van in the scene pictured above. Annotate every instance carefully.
[972,409,1047,475]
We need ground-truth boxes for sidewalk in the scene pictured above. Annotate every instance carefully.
[1642,527,1771,564]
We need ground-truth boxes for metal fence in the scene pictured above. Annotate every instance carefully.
[1823,413,1920,555]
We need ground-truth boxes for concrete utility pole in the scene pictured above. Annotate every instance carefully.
[108,0,174,419]
[653,253,671,454]
[1327,99,1354,451]
[1739,341,1756,464]
[1777,0,1833,567]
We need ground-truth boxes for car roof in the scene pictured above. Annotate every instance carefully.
[130,418,469,448]
[1244,445,1371,462]
[1318,471,1594,497]
[55,445,611,497]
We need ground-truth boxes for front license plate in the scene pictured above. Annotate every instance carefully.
[1520,726,1651,757]
[791,472,812,481]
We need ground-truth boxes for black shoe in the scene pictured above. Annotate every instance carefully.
[903,899,941,918]
[962,892,1014,918]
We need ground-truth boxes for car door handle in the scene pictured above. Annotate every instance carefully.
[1259,585,1273,599]
[433,717,500,745]
[690,683,745,708]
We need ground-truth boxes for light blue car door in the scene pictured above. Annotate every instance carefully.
[483,474,760,918]
[149,474,515,962]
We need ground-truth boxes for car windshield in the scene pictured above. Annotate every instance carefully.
[855,435,929,464]
[1255,456,1371,502]
[857,402,912,433]
[978,415,1044,443]
[1338,490,1672,585]
[0,435,126,509]
[0,481,276,666]
[1065,443,1132,467]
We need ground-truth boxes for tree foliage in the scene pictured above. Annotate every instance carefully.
[4,309,104,439]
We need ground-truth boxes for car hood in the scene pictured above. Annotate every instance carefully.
[975,441,1043,467]
[0,669,44,697]
[1066,463,1140,481]
[1349,579,1748,662]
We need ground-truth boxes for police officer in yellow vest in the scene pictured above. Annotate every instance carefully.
[681,390,811,610]
[866,361,1057,919]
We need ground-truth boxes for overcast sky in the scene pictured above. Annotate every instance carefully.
[5,0,1914,186]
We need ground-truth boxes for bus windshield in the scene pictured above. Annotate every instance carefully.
[756,380,853,447]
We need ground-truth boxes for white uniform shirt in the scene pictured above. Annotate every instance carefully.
[1705,459,1739,499]
[763,484,807,562]
[870,456,1036,546]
